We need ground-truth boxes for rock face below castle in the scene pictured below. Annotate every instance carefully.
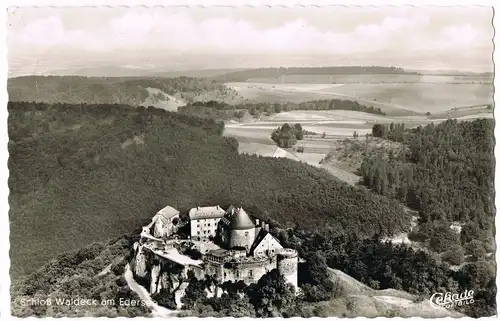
[130,204,299,306]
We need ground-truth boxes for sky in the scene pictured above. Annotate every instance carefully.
[7,6,495,75]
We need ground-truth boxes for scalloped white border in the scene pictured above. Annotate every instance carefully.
[3,0,500,7]
[0,1,498,320]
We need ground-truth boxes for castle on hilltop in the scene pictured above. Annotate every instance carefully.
[131,204,298,302]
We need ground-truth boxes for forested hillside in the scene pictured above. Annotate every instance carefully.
[7,76,238,105]
[178,99,385,120]
[359,120,495,257]
[213,66,420,82]
[10,233,151,317]
[9,101,410,279]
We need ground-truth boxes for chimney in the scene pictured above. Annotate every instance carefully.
[255,219,260,226]
[261,221,265,228]
[264,224,269,232]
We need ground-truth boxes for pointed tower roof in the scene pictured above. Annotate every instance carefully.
[229,207,255,230]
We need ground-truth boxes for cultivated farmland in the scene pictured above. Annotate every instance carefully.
[223,73,493,177]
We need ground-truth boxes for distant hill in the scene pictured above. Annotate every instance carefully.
[8,101,410,279]
[213,66,421,82]
[43,66,247,78]
[7,75,241,107]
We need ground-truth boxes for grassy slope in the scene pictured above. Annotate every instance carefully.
[9,102,411,280]
[307,268,463,318]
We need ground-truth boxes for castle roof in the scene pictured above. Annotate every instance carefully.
[229,207,255,230]
[189,205,226,220]
[156,205,180,220]
[250,229,269,253]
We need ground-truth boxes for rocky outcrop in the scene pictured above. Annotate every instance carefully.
[131,244,190,310]
[175,283,189,309]
[150,264,162,294]
[132,243,148,278]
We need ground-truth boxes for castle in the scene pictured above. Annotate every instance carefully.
[131,204,298,301]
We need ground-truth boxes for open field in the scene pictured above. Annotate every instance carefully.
[319,83,493,114]
[244,73,493,84]
[224,107,493,179]
[227,74,493,116]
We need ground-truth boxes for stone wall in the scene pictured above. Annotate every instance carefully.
[229,228,255,249]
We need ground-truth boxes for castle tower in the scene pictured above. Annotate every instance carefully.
[229,208,256,250]
[277,248,298,290]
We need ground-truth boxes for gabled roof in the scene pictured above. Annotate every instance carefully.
[250,229,282,255]
[189,205,226,220]
[250,229,269,253]
[229,207,255,230]
[156,205,180,220]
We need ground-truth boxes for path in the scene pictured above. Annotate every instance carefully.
[124,264,178,317]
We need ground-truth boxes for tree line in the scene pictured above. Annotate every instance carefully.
[178,98,385,120]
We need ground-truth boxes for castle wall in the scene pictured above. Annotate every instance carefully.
[229,228,255,249]
[277,249,298,290]
[205,257,277,285]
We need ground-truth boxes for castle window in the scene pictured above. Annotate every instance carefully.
[208,223,211,227]
[249,270,253,277]
[236,270,240,278]
[245,232,249,237]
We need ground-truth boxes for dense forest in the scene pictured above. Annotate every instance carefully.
[359,120,495,259]
[213,66,420,82]
[9,101,410,280]
[178,99,385,120]
[7,75,237,105]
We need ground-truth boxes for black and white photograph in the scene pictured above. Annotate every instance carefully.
[4,3,497,318]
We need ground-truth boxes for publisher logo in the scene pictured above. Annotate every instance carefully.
[430,290,474,309]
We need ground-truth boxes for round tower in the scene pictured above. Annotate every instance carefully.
[277,248,298,290]
[229,208,256,249]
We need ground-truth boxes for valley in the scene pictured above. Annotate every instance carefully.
[7,69,495,319]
